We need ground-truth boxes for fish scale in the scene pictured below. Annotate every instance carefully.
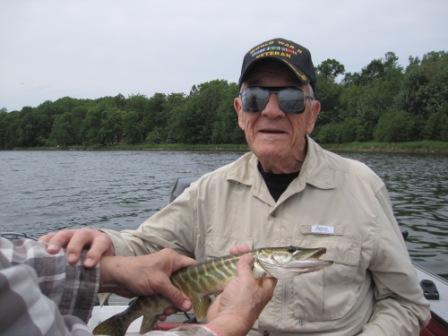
[93,246,331,336]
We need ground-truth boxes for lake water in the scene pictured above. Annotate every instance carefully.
[0,150,447,279]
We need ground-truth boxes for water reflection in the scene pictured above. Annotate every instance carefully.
[347,153,448,278]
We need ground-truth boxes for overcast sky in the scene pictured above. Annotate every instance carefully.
[1,0,447,111]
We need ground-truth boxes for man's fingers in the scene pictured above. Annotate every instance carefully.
[173,254,196,270]
[229,244,251,255]
[41,229,74,254]
[154,278,191,311]
[157,248,196,271]
[65,229,95,264]
[236,253,254,277]
[165,285,191,311]
[84,233,113,267]
[162,307,178,317]
[38,232,54,244]
[260,277,277,293]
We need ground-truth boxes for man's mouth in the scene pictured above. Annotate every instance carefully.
[259,129,286,134]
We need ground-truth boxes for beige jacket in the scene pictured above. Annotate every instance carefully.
[103,138,430,335]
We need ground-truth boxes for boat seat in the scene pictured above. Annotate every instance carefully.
[169,177,195,202]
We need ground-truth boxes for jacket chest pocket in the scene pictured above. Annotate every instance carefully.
[292,237,363,322]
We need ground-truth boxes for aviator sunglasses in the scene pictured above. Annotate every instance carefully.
[240,86,313,115]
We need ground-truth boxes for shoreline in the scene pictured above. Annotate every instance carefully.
[3,140,448,155]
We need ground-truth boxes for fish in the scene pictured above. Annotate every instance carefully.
[92,246,331,336]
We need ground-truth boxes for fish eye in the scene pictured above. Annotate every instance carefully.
[287,246,296,253]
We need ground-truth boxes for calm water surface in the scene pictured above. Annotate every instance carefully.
[0,150,447,278]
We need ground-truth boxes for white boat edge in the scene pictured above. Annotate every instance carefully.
[414,262,448,324]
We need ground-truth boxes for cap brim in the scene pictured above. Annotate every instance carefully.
[239,57,309,87]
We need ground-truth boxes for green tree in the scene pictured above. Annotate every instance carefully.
[99,109,123,145]
[211,82,242,143]
[172,80,235,144]
[339,52,404,141]
[316,59,345,127]
[317,59,345,81]
[398,51,448,138]
[423,104,448,140]
[82,108,103,144]
[122,110,144,144]
[2,112,22,149]
[374,110,415,142]
[0,111,7,149]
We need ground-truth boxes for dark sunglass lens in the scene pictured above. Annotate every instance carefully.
[242,87,269,112]
[278,88,305,114]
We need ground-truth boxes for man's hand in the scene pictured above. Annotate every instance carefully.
[99,248,196,311]
[205,254,277,336]
[39,228,114,267]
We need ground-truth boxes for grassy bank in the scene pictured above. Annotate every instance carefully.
[8,141,448,154]
[322,140,448,154]
[85,140,448,154]
[15,143,250,152]
[96,143,250,151]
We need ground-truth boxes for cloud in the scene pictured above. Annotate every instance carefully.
[1,0,447,111]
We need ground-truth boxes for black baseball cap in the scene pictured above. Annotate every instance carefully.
[238,38,317,92]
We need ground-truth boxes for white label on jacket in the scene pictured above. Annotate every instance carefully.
[311,224,335,235]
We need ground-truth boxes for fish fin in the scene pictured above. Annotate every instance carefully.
[139,296,170,334]
[92,311,132,336]
[191,295,211,321]
[253,262,268,278]
[140,314,160,334]
[97,293,112,307]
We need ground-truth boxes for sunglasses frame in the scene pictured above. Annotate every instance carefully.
[240,86,313,115]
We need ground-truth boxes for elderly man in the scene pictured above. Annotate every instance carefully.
[41,38,430,335]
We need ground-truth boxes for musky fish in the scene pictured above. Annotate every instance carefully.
[93,246,331,336]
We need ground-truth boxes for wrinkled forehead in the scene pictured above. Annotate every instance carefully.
[242,59,306,89]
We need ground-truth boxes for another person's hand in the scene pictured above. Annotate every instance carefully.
[228,244,251,255]
[99,248,196,311]
[205,254,277,336]
[39,228,114,267]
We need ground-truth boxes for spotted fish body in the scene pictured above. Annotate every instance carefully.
[93,246,330,336]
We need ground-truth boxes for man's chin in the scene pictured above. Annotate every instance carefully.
[253,146,287,161]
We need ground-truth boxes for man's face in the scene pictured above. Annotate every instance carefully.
[234,61,321,173]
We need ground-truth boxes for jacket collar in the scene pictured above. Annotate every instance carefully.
[298,136,340,190]
[226,137,340,192]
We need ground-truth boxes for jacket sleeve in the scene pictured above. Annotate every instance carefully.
[359,185,431,335]
[0,237,99,336]
[102,181,199,258]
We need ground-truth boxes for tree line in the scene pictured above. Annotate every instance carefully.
[0,50,447,149]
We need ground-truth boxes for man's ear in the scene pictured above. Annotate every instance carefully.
[234,97,245,130]
[306,100,321,135]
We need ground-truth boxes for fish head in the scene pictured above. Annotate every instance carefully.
[254,246,331,280]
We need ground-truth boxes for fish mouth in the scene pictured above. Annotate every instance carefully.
[287,246,327,260]
[310,247,326,259]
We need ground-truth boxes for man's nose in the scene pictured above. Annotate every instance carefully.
[261,93,284,119]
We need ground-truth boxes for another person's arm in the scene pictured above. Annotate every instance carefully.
[0,238,194,335]
[0,237,97,336]
[99,248,194,311]
[2,237,275,336]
